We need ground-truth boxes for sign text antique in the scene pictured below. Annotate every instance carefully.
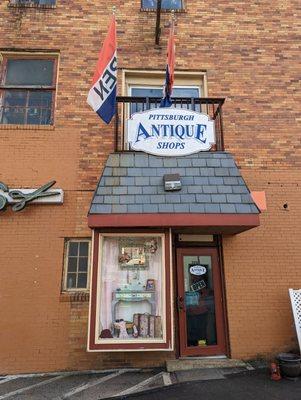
[127,107,215,156]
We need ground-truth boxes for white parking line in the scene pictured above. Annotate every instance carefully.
[0,377,19,385]
[162,372,172,386]
[62,370,126,399]
[0,375,65,399]
[114,372,165,397]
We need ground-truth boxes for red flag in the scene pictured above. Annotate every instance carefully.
[87,15,117,124]
[160,21,175,107]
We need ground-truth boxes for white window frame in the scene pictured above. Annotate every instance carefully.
[122,69,207,97]
[87,231,174,352]
[95,233,166,345]
[62,238,92,292]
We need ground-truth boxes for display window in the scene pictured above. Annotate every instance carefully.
[88,231,173,351]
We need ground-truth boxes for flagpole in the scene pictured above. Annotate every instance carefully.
[160,13,175,108]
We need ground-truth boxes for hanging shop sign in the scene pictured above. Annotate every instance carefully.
[127,107,215,156]
[190,265,207,276]
[0,180,63,213]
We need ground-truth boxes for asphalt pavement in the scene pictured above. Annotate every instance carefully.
[114,369,301,400]
[0,366,300,399]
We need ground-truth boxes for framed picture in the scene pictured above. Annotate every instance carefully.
[118,238,149,270]
[146,279,155,290]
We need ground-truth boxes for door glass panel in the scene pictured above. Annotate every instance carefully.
[183,255,217,348]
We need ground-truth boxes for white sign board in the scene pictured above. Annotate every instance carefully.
[127,107,215,156]
[190,265,207,276]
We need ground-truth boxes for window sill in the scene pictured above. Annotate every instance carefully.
[60,292,90,303]
[140,8,186,13]
[0,124,55,131]
[8,3,56,9]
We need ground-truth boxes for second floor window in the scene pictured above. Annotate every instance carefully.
[9,0,56,6]
[0,57,57,125]
[142,0,183,10]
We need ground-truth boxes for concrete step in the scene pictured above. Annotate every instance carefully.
[166,358,249,372]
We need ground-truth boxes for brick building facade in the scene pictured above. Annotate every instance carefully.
[0,0,300,373]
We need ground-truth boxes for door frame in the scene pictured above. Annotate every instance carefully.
[176,247,227,357]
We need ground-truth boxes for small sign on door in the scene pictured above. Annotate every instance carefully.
[190,265,207,276]
[191,280,206,292]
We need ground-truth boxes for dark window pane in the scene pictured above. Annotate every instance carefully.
[142,0,182,9]
[13,0,56,4]
[68,257,77,272]
[5,59,54,86]
[39,0,56,4]
[3,90,27,107]
[27,107,42,125]
[172,88,200,98]
[1,107,25,124]
[40,108,52,125]
[79,242,89,257]
[173,88,200,111]
[77,273,87,288]
[131,88,162,98]
[131,88,162,114]
[67,273,77,288]
[68,242,79,256]
[40,91,52,107]
[78,257,88,272]
[28,90,52,108]
[28,91,43,106]
[130,87,200,114]
[162,0,182,9]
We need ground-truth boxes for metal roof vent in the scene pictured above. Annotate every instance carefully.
[163,173,182,192]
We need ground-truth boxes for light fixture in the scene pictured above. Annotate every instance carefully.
[163,173,181,191]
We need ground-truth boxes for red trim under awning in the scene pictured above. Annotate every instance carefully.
[88,213,260,234]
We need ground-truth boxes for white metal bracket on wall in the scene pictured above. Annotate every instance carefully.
[289,288,301,353]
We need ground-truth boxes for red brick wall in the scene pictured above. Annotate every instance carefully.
[0,0,300,372]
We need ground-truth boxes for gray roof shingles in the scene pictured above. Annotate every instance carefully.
[89,152,260,215]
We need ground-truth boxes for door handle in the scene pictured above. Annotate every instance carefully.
[177,296,185,311]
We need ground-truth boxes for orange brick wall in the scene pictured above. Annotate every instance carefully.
[0,1,300,373]
[224,170,301,359]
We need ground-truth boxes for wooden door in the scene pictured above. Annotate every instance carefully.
[176,247,226,357]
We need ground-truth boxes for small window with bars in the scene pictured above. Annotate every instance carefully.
[63,240,91,291]
[9,0,56,7]
[0,56,57,125]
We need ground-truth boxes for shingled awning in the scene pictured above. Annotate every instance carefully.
[88,152,260,234]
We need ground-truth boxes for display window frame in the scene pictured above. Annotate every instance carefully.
[87,230,173,352]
